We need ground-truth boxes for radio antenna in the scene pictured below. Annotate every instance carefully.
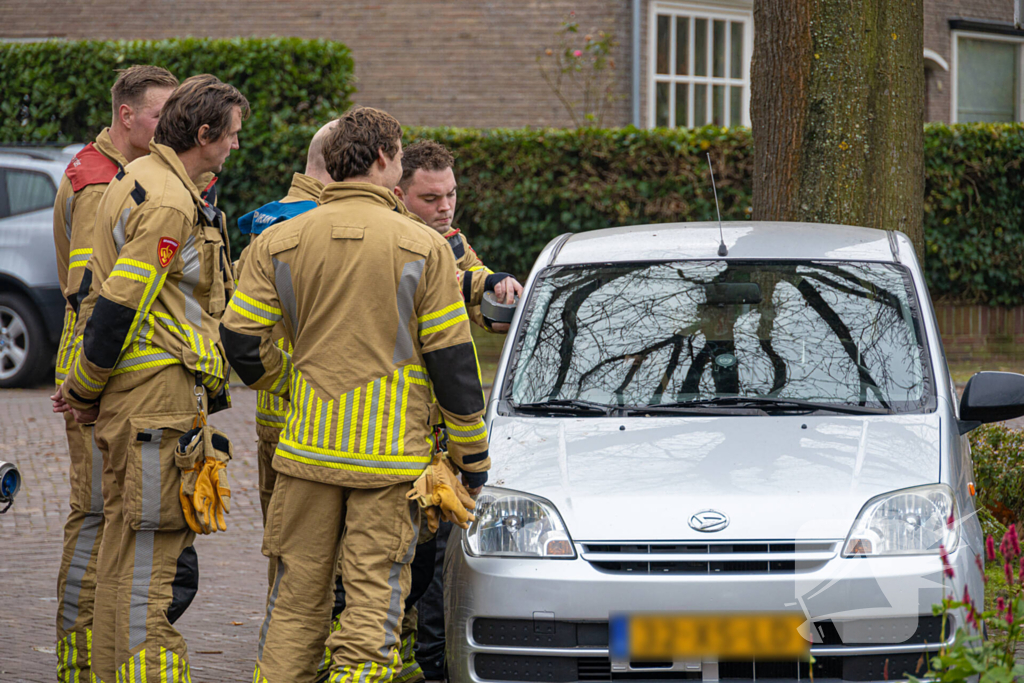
[706,152,727,256]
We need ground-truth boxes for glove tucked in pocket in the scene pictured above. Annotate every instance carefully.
[406,451,477,532]
[175,425,233,534]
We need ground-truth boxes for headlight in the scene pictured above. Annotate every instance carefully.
[464,487,575,558]
[842,484,958,557]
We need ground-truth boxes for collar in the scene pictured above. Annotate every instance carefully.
[443,227,461,239]
[287,173,325,203]
[148,141,204,206]
[319,181,401,210]
[93,127,129,168]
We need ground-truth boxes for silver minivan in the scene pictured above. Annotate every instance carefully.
[446,222,1024,683]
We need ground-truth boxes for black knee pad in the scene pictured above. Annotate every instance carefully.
[167,545,199,624]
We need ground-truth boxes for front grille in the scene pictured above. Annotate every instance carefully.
[580,541,837,575]
[474,654,929,682]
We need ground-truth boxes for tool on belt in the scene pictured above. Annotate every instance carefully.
[406,451,477,532]
[176,373,234,534]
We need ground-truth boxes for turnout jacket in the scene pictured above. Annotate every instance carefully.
[445,228,507,331]
[221,182,490,489]
[234,173,325,431]
[52,129,128,385]
[62,142,233,410]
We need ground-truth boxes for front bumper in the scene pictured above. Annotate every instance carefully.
[445,532,975,683]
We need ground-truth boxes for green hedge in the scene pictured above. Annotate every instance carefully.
[3,38,1023,303]
[0,37,354,244]
[970,424,1024,527]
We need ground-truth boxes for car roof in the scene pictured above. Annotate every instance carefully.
[552,222,898,265]
[0,145,79,163]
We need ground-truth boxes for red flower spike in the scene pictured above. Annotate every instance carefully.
[939,544,954,578]
[998,596,1006,614]
[946,511,955,530]
[963,585,971,605]
[1007,611,1015,627]
[1006,561,1014,585]
[1019,555,1024,583]
[1011,523,1021,556]
[987,535,997,561]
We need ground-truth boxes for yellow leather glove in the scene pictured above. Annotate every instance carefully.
[178,460,206,534]
[193,458,229,533]
[176,425,233,535]
[407,452,477,532]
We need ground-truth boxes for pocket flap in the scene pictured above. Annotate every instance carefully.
[332,225,365,240]
[269,231,300,255]
[399,237,430,257]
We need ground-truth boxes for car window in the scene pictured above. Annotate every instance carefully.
[507,260,935,413]
[4,168,56,217]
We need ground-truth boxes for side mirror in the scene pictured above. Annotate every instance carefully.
[958,371,1024,434]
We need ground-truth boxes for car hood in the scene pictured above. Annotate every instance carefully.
[485,413,943,542]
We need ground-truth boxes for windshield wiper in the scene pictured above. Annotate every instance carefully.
[649,396,891,415]
[621,404,767,416]
[509,399,617,416]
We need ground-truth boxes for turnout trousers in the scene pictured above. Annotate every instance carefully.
[91,366,202,683]
[257,423,282,590]
[56,415,106,682]
[254,472,419,683]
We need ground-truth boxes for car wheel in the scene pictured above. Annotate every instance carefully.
[0,293,52,388]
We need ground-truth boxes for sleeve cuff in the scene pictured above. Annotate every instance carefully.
[484,272,512,292]
[460,468,488,488]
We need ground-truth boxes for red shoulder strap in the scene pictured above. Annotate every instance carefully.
[65,143,120,192]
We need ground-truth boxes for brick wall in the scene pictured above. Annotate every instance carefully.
[923,0,1014,122]
[0,0,635,129]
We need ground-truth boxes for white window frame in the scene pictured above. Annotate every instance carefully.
[647,0,754,129]
[950,30,1024,122]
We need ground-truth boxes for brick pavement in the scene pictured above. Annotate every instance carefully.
[0,385,268,682]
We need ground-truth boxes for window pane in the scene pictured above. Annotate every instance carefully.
[713,85,725,125]
[694,84,708,126]
[957,38,1017,122]
[730,85,743,125]
[713,20,726,78]
[694,18,708,76]
[656,15,670,75]
[730,22,744,79]
[676,83,689,128]
[656,82,670,126]
[6,170,55,216]
[676,16,690,76]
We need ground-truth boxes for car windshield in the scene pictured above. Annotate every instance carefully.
[507,261,934,413]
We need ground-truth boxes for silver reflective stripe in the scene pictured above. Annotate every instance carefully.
[389,370,406,453]
[112,207,131,253]
[64,195,73,241]
[258,558,284,658]
[60,514,103,631]
[277,441,429,470]
[134,647,143,683]
[366,379,381,453]
[115,350,177,372]
[379,502,420,657]
[177,234,202,326]
[273,257,297,331]
[129,529,155,649]
[90,428,104,513]
[111,262,153,278]
[392,260,425,364]
[342,392,355,450]
[139,429,162,529]
[317,398,329,449]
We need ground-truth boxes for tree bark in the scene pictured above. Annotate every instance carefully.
[751,0,925,259]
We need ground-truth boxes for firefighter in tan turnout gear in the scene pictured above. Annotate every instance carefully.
[221,107,490,683]
[49,64,178,683]
[53,74,248,683]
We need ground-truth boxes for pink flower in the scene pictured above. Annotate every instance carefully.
[1011,524,1021,556]
[998,596,1006,614]
[946,511,955,530]
[963,585,971,605]
[1019,555,1024,583]
[573,50,583,57]
[1001,534,1011,558]
[987,536,997,561]
[1008,610,1015,626]
[1007,561,1015,585]
[939,544,954,578]
[967,608,977,629]
[978,554,989,584]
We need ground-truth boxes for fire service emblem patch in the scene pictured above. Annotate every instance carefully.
[158,237,180,268]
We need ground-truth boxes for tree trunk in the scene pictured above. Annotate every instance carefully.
[750,0,925,260]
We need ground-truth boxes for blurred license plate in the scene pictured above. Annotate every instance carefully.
[610,613,809,660]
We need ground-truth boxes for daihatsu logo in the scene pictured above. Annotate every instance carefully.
[689,509,729,532]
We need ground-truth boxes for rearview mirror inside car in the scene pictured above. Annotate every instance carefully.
[703,282,762,305]
[958,371,1024,434]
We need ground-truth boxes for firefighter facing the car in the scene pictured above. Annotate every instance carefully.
[50,63,178,683]
[53,74,248,683]
[234,119,337,527]
[221,107,490,683]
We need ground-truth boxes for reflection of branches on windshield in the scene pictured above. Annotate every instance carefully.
[793,278,891,409]
[573,332,692,402]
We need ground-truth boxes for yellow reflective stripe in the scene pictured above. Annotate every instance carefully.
[373,379,386,454]
[235,290,282,317]
[419,308,469,336]
[276,438,430,475]
[324,399,334,449]
[74,361,103,392]
[229,291,282,326]
[448,420,488,443]
[417,300,463,323]
[360,380,374,453]
[335,394,347,451]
